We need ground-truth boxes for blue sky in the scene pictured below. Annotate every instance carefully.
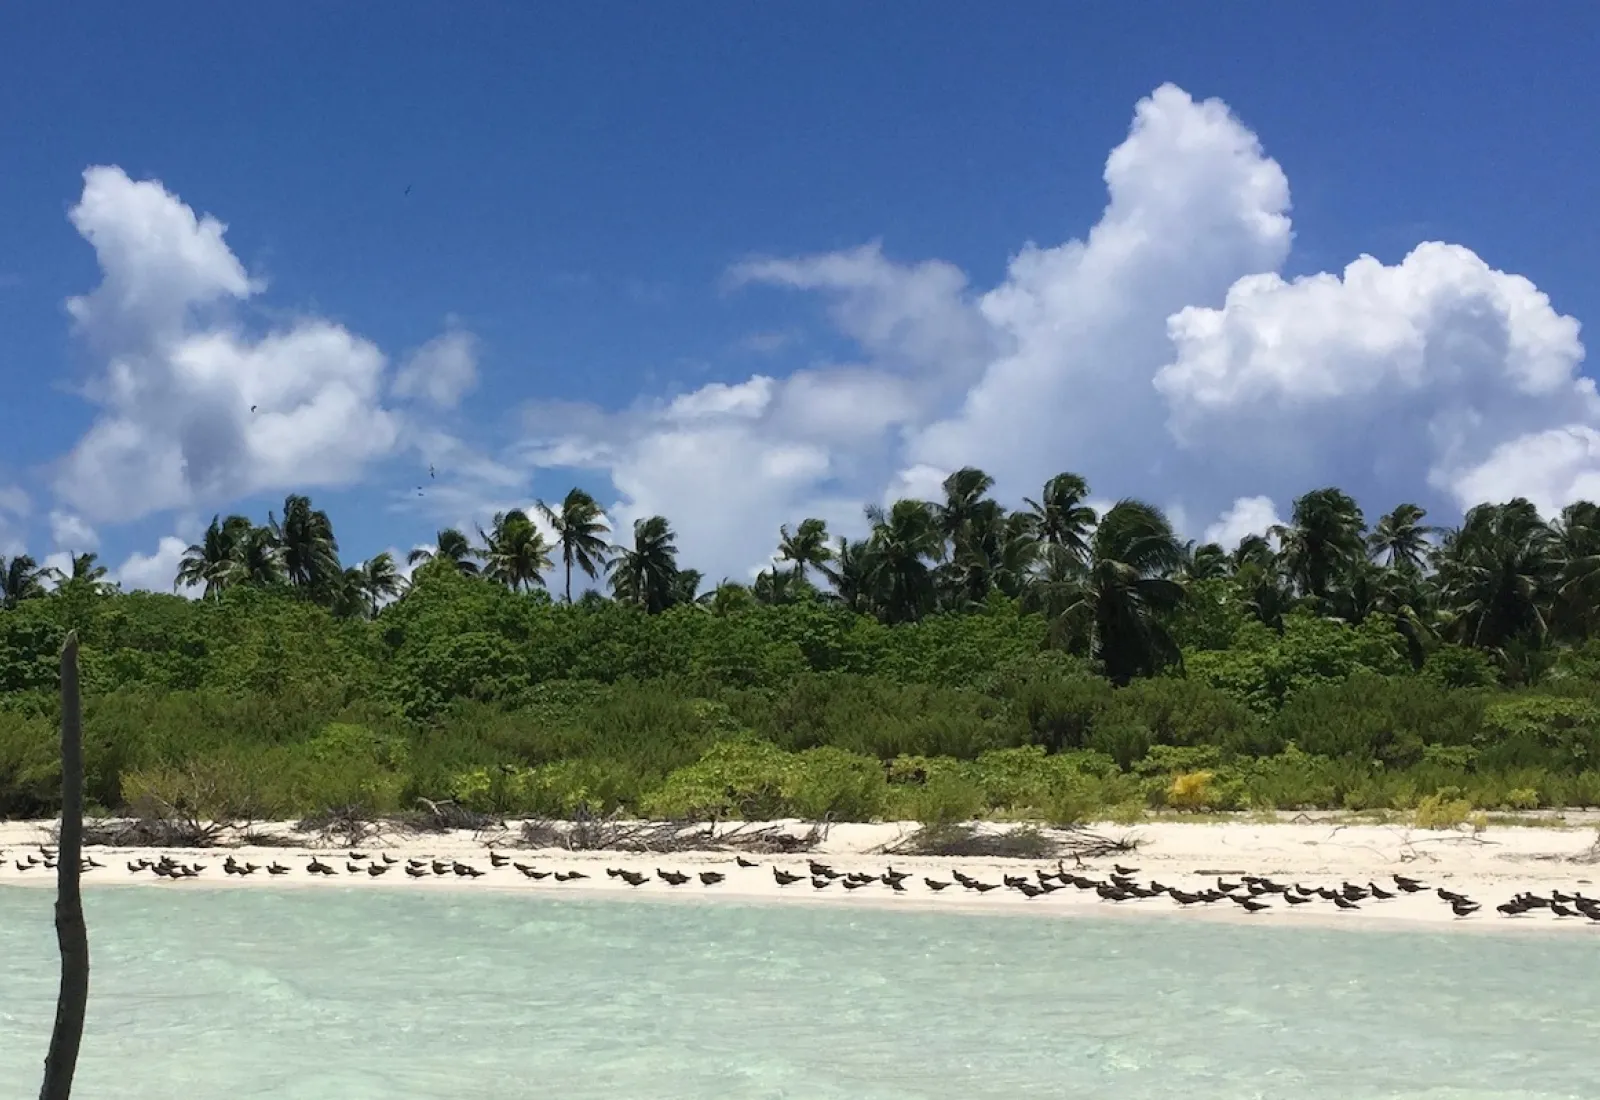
[3,4,1599,590]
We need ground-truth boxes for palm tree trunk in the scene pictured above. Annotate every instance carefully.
[564,557,573,603]
[40,632,89,1100]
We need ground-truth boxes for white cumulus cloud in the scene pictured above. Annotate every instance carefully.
[113,535,198,596]
[513,80,1588,582]
[52,166,463,525]
[392,330,479,410]
[1202,495,1283,550]
[48,511,99,551]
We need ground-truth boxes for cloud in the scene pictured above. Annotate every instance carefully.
[0,486,27,555]
[905,84,1294,498]
[735,330,799,356]
[731,242,997,383]
[392,330,479,410]
[515,83,1596,581]
[113,534,197,596]
[1446,425,1600,519]
[53,166,409,524]
[1202,495,1283,549]
[48,511,99,551]
[1154,242,1592,504]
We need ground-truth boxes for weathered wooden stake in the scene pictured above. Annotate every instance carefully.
[39,632,89,1100]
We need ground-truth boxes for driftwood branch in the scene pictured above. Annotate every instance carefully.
[517,809,830,853]
[40,632,89,1100]
[877,823,1137,860]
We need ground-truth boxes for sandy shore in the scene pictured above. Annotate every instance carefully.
[3,817,1599,934]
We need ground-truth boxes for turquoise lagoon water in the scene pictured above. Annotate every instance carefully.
[1,886,1597,1099]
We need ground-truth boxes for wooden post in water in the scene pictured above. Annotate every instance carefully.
[39,632,89,1100]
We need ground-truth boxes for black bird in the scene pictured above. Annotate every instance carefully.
[736,856,758,868]
[1283,893,1311,906]
[970,881,1001,894]
[887,878,907,893]
[882,867,911,887]
[405,865,427,878]
[1496,900,1528,917]
[382,854,399,864]
[269,864,292,876]
[349,852,369,861]
[489,852,510,868]
[811,877,831,889]
[368,864,390,877]
[924,878,951,891]
[658,870,690,886]
[842,878,869,891]
[347,862,364,873]
[1015,882,1043,899]
[773,868,803,886]
[1551,902,1578,918]
[1238,898,1271,913]
[1113,864,1139,876]
[1333,895,1360,911]
[619,870,648,887]
[699,872,725,886]
[808,861,834,877]
[560,870,589,882]
[522,868,552,880]
[1437,888,1468,904]
[1366,883,1396,900]
[432,861,451,875]
[1451,899,1480,918]
[1393,875,1425,893]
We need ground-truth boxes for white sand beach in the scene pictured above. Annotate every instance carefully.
[3,817,1598,933]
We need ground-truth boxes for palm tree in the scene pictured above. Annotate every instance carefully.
[480,510,553,592]
[1555,501,1600,640]
[1369,503,1437,573]
[1229,533,1277,575]
[1178,541,1229,583]
[776,518,832,581]
[1,554,48,609]
[753,566,817,606]
[669,568,707,609]
[609,515,677,613]
[357,552,406,616]
[820,536,877,615]
[268,494,341,601]
[48,553,114,597]
[1272,487,1367,603]
[175,514,256,597]
[991,512,1042,600]
[1433,498,1561,652]
[935,467,997,555]
[706,580,756,616]
[407,528,480,577]
[235,525,286,587]
[863,499,942,623]
[1024,472,1097,565]
[1028,499,1186,684]
[536,488,611,602]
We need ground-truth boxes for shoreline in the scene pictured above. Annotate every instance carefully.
[4,817,1598,935]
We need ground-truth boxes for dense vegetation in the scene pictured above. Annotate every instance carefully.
[4,473,1600,826]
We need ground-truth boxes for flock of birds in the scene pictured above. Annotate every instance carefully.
[6,846,1598,924]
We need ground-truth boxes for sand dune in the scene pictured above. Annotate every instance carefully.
[3,817,1598,933]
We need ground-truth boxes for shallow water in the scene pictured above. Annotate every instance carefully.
[1,886,1596,1099]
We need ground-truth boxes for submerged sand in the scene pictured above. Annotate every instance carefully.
[3,817,1598,934]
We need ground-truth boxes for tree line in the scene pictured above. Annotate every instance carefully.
[2,470,1599,824]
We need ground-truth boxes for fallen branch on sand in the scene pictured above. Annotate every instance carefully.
[516,809,829,853]
[876,823,1136,861]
